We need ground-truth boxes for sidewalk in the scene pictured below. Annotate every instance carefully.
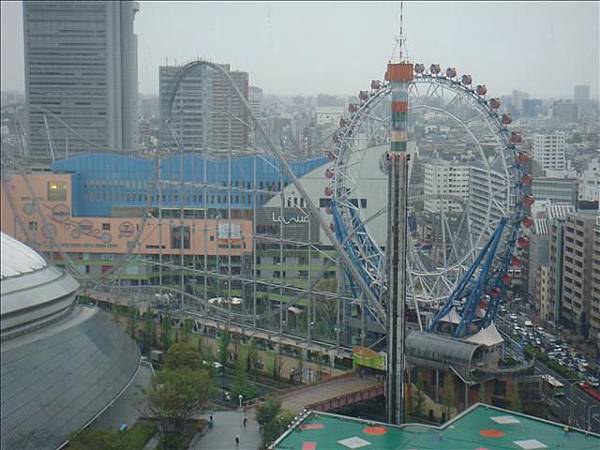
[188,410,261,450]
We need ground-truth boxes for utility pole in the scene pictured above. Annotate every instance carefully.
[385,1,412,426]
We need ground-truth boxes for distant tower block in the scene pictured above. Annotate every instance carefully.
[385,61,413,426]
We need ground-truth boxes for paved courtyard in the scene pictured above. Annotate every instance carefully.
[190,410,261,450]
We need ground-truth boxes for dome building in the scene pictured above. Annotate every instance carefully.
[0,232,140,450]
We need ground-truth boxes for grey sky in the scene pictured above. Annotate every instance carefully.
[1,1,598,99]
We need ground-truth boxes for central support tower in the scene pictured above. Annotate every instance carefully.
[385,61,413,425]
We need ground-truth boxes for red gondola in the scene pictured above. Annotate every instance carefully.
[324,186,333,197]
[329,223,336,232]
[516,152,530,165]
[521,174,533,185]
[359,91,369,102]
[371,80,382,90]
[522,217,534,228]
[430,64,441,75]
[327,151,337,161]
[348,104,358,113]
[476,85,487,96]
[502,274,511,285]
[325,168,335,179]
[511,257,521,267]
[510,132,523,144]
[490,287,501,298]
[522,195,535,207]
[517,237,529,248]
[501,113,512,125]
[339,118,347,127]
[446,67,457,78]
[414,64,425,74]
[489,98,501,110]
[461,74,472,85]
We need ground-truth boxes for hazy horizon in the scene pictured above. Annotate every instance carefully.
[1,1,599,99]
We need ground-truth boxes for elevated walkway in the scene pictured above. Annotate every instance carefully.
[247,372,383,415]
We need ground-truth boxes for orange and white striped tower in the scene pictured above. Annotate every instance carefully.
[385,3,412,425]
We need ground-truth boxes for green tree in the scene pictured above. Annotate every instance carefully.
[161,313,172,350]
[142,311,156,356]
[231,356,258,401]
[246,339,260,380]
[262,409,295,448]
[256,396,282,427]
[142,368,216,450]
[165,342,203,371]
[414,370,426,417]
[127,306,138,339]
[217,329,231,367]
[181,318,193,342]
[443,374,456,420]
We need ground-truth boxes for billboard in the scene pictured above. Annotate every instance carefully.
[353,346,386,371]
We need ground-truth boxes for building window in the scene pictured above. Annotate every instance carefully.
[47,181,67,201]
[102,223,111,231]
[28,221,38,231]
[170,225,190,249]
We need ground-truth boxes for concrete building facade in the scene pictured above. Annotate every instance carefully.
[591,217,600,341]
[531,177,578,205]
[423,160,470,214]
[559,213,597,335]
[159,64,249,153]
[533,133,566,172]
[23,1,139,161]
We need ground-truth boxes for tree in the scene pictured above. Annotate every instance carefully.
[262,409,295,448]
[217,329,231,367]
[256,396,282,427]
[165,342,203,371]
[161,312,172,350]
[246,339,260,380]
[414,370,426,418]
[181,318,193,342]
[127,306,138,339]
[142,311,156,356]
[142,368,216,450]
[443,374,456,420]
[231,356,258,401]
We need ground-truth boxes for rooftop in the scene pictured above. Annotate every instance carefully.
[272,403,600,450]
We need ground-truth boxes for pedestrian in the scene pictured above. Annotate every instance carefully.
[235,435,240,447]
[243,416,248,427]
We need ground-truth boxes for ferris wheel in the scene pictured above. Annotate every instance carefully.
[325,64,534,328]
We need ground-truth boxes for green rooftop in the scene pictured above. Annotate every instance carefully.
[272,403,600,450]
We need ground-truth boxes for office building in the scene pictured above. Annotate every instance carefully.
[423,160,470,214]
[533,133,566,171]
[552,101,578,123]
[574,85,590,110]
[531,177,578,204]
[522,99,543,118]
[591,217,600,342]
[558,212,596,336]
[579,157,600,203]
[23,1,139,161]
[159,64,249,152]
[469,165,514,238]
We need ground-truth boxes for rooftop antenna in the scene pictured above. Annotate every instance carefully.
[391,2,409,64]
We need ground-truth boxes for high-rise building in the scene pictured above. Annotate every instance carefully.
[558,212,597,336]
[159,64,249,153]
[23,1,139,161]
[533,133,567,171]
[423,160,470,214]
[574,85,590,108]
[511,90,529,114]
[591,217,600,343]
[552,101,578,123]
[531,177,578,204]
[522,99,543,118]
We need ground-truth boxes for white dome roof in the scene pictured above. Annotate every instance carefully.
[1,232,47,279]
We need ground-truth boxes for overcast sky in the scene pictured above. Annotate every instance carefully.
[1,1,598,99]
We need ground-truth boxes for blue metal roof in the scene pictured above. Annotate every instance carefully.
[51,153,327,216]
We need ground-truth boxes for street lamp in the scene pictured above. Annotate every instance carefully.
[239,394,243,409]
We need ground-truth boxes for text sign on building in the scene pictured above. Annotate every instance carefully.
[218,223,241,240]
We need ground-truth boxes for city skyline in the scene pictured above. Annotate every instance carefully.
[1,1,599,99]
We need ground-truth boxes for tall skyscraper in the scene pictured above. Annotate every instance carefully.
[23,1,139,162]
[159,64,249,153]
[574,85,590,106]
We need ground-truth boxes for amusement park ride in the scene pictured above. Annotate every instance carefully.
[1,2,535,428]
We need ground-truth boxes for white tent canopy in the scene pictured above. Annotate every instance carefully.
[466,322,504,347]
[439,307,462,324]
